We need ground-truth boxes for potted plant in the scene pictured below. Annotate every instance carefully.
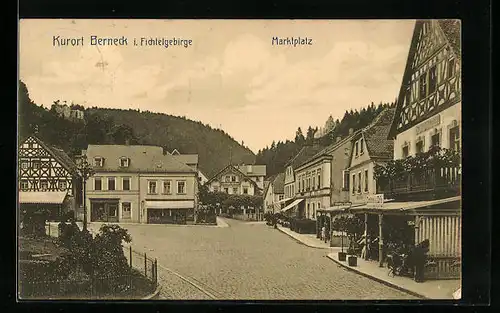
[332,216,347,261]
[347,246,358,267]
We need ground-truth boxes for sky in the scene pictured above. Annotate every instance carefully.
[19,19,415,153]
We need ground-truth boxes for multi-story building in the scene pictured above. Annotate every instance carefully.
[18,135,81,220]
[206,164,262,196]
[167,148,209,185]
[353,20,461,279]
[282,145,323,213]
[263,173,285,214]
[347,108,395,205]
[83,144,198,224]
[293,152,332,220]
[234,164,266,190]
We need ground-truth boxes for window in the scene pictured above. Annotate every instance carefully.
[122,177,130,191]
[243,187,248,194]
[20,161,29,169]
[307,203,310,219]
[233,187,238,194]
[352,174,356,195]
[40,180,48,191]
[358,173,362,193]
[419,73,428,99]
[231,175,236,182]
[360,139,364,154]
[311,203,315,219]
[355,142,359,156]
[416,140,424,154]
[342,170,350,191]
[20,180,28,191]
[94,177,102,190]
[449,126,460,152]
[317,172,321,189]
[224,187,229,193]
[312,176,316,190]
[94,157,104,167]
[28,143,34,148]
[448,58,455,78]
[213,186,219,192]
[364,170,369,192]
[32,160,41,169]
[59,181,67,191]
[108,177,115,191]
[148,181,157,194]
[431,133,441,147]
[405,87,411,106]
[119,157,129,168]
[402,145,409,158]
[298,180,301,192]
[177,181,186,194]
[429,66,437,94]
[279,194,284,200]
[122,202,131,219]
[225,176,230,182]
[163,180,171,194]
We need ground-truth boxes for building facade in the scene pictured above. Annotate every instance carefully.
[347,108,395,205]
[234,164,266,190]
[263,173,285,214]
[206,164,261,196]
[293,154,332,220]
[83,144,198,224]
[18,135,81,220]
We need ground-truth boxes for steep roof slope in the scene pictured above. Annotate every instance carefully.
[362,108,396,159]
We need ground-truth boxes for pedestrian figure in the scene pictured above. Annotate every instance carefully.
[413,239,430,282]
[321,225,326,242]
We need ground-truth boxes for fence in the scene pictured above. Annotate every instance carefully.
[123,245,158,286]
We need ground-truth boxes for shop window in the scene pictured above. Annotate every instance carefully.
[122,202,131,219]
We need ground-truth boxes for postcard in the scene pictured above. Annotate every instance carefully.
[17,19,461,301]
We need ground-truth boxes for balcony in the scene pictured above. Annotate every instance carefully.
[377,166,461,201]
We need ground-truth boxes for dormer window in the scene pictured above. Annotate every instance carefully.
[119,157,130,168]
[94,157,104,167]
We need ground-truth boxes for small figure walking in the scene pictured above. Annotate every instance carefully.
[321,225,326,242]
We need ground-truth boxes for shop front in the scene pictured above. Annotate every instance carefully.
[145,200,195,225]
[90,199,119,222]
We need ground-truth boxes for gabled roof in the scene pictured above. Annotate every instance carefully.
[206,164,260,189]
[285,144,324,169]
[20,135,79,175]
[171,154,199,165]
[389,20,461,138]
[299,135,355,169]
[85,144,195,173]
[235,164,267,177]
[360,108,395,160]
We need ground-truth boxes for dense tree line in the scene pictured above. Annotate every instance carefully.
[18,80,255,176]
[256,101,396,178]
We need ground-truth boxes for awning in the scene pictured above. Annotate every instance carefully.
[19,191,68,204]
[145,200,194,209]
[350,196,461,214]
[281,198,304,212]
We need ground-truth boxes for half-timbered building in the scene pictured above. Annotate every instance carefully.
[352,20,461,280]
[18,135,81,220]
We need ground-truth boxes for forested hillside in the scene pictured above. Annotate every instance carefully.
[18,81,256,177]
[256,101,396,178]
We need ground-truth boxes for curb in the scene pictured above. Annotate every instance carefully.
[276,227,331,250]
[325,254,428,299]
[142,284,162,300]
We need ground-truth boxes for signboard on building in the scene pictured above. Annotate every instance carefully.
[366,194,384,207]
[415,114,441,135]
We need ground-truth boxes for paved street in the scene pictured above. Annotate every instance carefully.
[98,218,417,300]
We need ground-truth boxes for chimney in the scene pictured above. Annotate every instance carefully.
[349,128,354,135]
[336,136,342,143]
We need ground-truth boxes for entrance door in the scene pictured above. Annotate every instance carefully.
[91,201,119,222]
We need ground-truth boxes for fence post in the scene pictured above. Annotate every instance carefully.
[144,253,147,277]
[129,246,132,268]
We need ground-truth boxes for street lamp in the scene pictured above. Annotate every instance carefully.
[76,155,95,231]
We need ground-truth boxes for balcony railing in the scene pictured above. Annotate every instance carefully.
[377,166,461,201]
